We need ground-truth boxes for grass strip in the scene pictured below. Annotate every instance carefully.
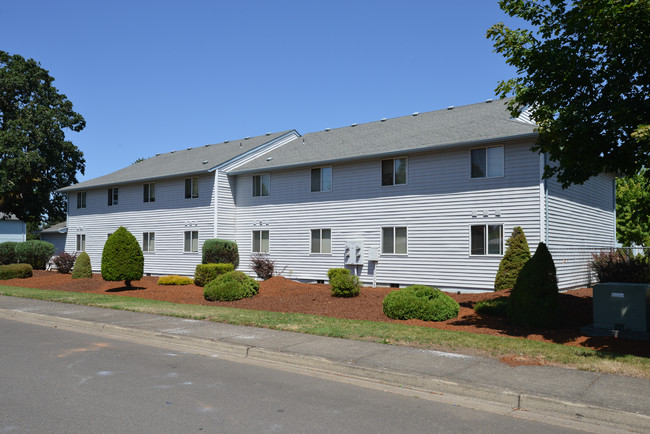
[1,285,649,378]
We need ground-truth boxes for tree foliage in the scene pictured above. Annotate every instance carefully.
[494,226,531,291]
[0,50,85,224]
[487,0,650,187]
[616,169,650,246]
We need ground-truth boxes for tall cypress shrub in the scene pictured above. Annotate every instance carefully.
[494,226,531,291]
[507,242,559,328]
[101,227,144,288]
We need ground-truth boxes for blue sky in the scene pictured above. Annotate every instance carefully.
[1,1,525,182]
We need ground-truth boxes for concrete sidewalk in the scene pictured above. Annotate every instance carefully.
[1,295,648,431]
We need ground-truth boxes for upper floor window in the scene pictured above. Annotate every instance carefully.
[143,183,155,202]
[471,146,504,179]
[185,177,199,199]
[253,174,270,197]
[310,229,331,254]
[381,157,407,186]
[252,230,269,253]
[76,192,86,209]
[108,188,118,206]
[470,224,503,255]
[311,167,332,192]
[382,227,407,254]
[143,232,155,252]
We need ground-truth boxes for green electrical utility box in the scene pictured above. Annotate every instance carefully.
[592,283,650,332]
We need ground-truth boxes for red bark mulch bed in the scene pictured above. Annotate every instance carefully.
[3,271,648,360]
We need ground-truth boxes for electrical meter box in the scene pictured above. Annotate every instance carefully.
[593,283,650,332]
[344,241,363,265]
[368,247,379,262]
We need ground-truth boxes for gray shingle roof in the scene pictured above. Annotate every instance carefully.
[58,131,293,192]
[38,222,67,234]
[230,98,537,174]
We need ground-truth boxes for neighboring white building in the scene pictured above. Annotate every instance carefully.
[58,99,616,291]
[0,213,26,243]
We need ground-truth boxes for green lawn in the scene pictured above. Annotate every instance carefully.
[1,285,648,378]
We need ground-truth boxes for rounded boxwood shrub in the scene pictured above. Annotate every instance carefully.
[101,227,144,287]
[202,239,239,269]
[330,273,361,297]
[494,226,531,291]
[0,263,33,279]
[383,285,459,321]
[194,263,235,287]
[327,267,350,282]
[0,241,18,265]
[158,275,193,285]
[14,240,55,270]
[507,242,559,328]
[203,271,259,301]
[71,252,93,279]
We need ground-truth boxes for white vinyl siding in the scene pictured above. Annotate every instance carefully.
[470,224,503,255]
[471,146,504,179]
[253,174,270,197]
[185,177,199,199]
[143,232,155,252]
[143,183,155,202]
[310,229,331,254]
[252,230,269,253]
[311,167,332,192]
[381,157,407,186]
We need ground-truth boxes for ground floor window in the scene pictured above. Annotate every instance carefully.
[470,224,503,255]
[76,234,86,252]
[184,231,198,252]
[252,230,269,253]
[382,227,407,254]
[143,232,155,252]
[310,229,331,254]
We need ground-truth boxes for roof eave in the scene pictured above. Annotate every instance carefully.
[57,169,213,193]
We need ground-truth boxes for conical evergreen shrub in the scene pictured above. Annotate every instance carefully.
[71,251,92,279]
[494,226,531,291]
[507,242,559,328]
[101,227,144,288]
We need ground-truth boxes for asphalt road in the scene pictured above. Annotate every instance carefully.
[0,317,585,433]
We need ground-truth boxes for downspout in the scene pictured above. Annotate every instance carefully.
[544,153,549,244]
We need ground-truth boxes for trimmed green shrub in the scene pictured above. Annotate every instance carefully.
[474,297,508,317]
[0,241,18,265]
[202,239,239,269]
[194,263,235,287]
[0,263,33,279]
[158,275,193,285]
[71,252,93,279]
[494,226,531,291]
[591,249,650,283]
[508,242,559,328]
[101,227,144,287]
[203,271,259,301]
[14,240,55,270]
[383,285,459,321]
[53,252,77,274]
[251,253,275,280]
[327,267,350,282]
[330,273,361,297]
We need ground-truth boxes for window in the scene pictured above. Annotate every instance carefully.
[185,177,199,199]
[381,157,407,186]
[253,174,270,197]
[107,188,118,206]
[382,227,407,254]
[76,192,86,209]
[252,230,269,253]
[310,229,331,254]
[470,224,503,255]
[143,232,155,252]
[184,231,198,252]
[470,146,504,179]
[143,183,155,202]
[76,234,86,252]
[311,167,332,192]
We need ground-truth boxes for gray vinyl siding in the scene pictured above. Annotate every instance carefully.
[0,220,26,243]
[234,141,542,291]
[65,174,215,277]
[546,172,616,288]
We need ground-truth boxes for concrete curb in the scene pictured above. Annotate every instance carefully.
[2,308,649,431]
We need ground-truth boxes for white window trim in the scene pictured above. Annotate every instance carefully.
[108,188,118,206]
[469,145,505,180]
[310,228,332,254]
[143,232,155,253]
[76,192,87,209]
[252,173,271,197]
[252,230,270,253]
[76,234,86,252]
[185,177,199,199]
[310,167,332,193]
[143,183,155,203]
[183,230,199,253]
[380,226,408,255]
[381,157,408,187]
[468,223,504,256]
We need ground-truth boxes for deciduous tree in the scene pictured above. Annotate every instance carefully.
[616,170,650,247]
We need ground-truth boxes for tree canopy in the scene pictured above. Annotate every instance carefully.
[0,50,85,224]
[487,0,650,188]
[616,169,650,247]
